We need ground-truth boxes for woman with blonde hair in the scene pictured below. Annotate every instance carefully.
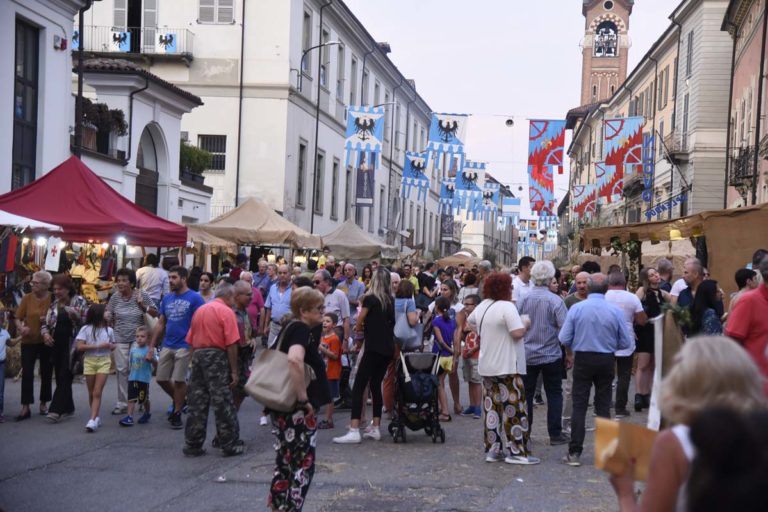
[610,335,766,511]
[334,268,395,444]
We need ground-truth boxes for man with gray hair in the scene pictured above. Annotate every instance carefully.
[558,273,633,467]
[656,258,674,292]
[183,281,244,457]
[314,269,350,343]
[605,270,647,417]
[726,254,768,393]
[517,261,569,445]
[477,260,492,299]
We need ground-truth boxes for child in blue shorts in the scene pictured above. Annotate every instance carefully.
[119,326,155,426]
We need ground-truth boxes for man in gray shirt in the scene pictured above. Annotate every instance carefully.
[314,270,350,343]
[518,261,569,446]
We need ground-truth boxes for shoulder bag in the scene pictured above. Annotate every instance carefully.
[394,300,424,351]
[244,321,316,412]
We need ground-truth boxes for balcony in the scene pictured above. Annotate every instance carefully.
[623,164,644,198]
[75,26,194,66]
[729,146,756,186]
[662,131,689,164]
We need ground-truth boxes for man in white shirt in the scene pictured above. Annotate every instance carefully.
[135,254,169,308]
[605,271,647,418]
[512,256,536,304]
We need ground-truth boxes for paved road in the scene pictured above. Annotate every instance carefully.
[0,369,646,511]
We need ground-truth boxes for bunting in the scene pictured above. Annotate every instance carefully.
[480,181,500,222]
[401,151,431,203]
[345,106,385,209]
[572,183,597,218]
[601,116,644,203]
[498,197,521,230]
[439,178,457,215]
[428,113,468,174]
[455,161,484,219]
[527,120,565,215]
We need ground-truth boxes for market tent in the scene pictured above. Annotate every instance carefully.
[186,224,236,250]
[582,202,768,299]
[0,156,187,246]
[0,209,61,231]
[322,220,398,260]
[194,197,321,249]
[438,249,482,268]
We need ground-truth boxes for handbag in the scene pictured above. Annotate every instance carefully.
[244,321,316,412]
[394,309,423,351]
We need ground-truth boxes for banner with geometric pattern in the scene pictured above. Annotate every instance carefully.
[527,120,565,215]
[439,178,457,215]
[401,151,430,203]
[455,161,484,218]
[346,106,385,209]
[601,116,644,203]
[428,113,468,175]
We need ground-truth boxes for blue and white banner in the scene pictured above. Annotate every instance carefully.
[111,31,131,52]
[642,133,655,203]
[455,160,484,218]
[346,106,385,209]
[480,181,500,221]
[155,32,177,54]
[439,178,457,215]
[498,197,521,231]
[428,113,468,174]
[401,151,430,203]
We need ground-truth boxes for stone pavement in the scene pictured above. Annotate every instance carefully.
[0,371,647,511]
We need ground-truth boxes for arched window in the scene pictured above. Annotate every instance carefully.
[594,21,618,57]
[136,126,159,214]
[611,84,616,95]
[592,84,597,99]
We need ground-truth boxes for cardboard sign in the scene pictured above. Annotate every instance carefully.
[595,417,658,481]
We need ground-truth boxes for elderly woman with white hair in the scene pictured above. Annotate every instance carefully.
[517,260,570,446]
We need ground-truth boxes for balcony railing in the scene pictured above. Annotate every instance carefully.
[729,146,756,186]
[74,26,194,58]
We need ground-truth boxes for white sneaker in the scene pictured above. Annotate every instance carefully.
[485,452,505,463]
[259,415,269,426]
[505,455,541,465]
[95,417,102,428]
[362,426,381,441]
[333,428,362,444]
[85,419,97,432]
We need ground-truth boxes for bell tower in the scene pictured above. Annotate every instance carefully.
[580,0,633,106]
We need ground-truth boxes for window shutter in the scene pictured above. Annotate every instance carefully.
[114,0,127,28]
[218,0,234,23]
[199,0,215,23]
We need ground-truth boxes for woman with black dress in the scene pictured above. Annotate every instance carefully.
[333,268,395,444]
[633,268,670,411]
[268,286,330,512]
[43,274,88,422]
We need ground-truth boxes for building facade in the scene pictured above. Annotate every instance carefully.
[723,0,768,208]
[81,0,447,252]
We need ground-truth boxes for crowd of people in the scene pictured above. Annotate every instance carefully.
[2,246,768,511]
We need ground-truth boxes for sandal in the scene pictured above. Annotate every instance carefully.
[39,406,48,416]
[439,414,452,422]
[317,419,334,429]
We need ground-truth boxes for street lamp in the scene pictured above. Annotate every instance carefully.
[304,39,341,234]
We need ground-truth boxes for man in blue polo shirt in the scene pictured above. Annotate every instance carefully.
[558,273,633,467]
[260,264,292,348]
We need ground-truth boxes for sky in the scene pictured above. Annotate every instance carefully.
[345,0,675,216]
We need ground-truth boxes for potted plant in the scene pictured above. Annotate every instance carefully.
[81,98,128,154]
[179,139,212,184]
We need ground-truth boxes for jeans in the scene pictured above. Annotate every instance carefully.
[614,355,634,411]
[523,359,564,438]
[20,344,53,405]
[113,342,132,409]
[569,352,615,456]
[350,351,389,421]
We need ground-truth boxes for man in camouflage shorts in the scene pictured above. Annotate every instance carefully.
[182,282,244,457]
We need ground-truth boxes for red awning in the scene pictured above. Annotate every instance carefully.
[0,156,187,246]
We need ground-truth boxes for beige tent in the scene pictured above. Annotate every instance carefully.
[194,197,321,249]
[322,220,398,260]
[186,224,237,250]
[438,249,482,268]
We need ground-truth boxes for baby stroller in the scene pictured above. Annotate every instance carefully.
[387,352,445,444]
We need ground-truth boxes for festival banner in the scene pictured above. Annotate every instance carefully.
[345,106,385,208]
[601,116,644,203]
[498,196,520,230]
[401,151,430,203]
[455,161,484,218]
[439,178,457,215]
[428,113,468,175]
[572,183,597,218]
[527,120,565,215]
[480,181,501,222]
[642,133,655,203]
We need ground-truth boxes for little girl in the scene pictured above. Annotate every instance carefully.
[431,296,456,422]
[76,304,115,432]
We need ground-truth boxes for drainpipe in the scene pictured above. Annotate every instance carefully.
[360,45,376,105]
[309,0,333,234]
[235,0,246,206]
[386,77,404,241]
[751,5,768,206]
[74,0,93,158]
[125,75,150,164]
[723,21,738,209]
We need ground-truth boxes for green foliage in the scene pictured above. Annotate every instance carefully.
[179,140,212,175]
[661,302,691,328]
[81,97,128,136]
[482,250,498,268]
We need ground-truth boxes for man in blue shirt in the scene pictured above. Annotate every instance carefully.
[558,273,633,467]
[260,264,292,348]
[149,266,205,429]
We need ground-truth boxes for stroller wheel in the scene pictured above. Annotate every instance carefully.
[399,426,407,444]
[424,425,432,436]
[388,423,396,437]
[431,431,437,443]
[439,428,446,444]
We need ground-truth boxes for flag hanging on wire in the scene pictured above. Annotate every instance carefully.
[345,106,385,209]
[600,116,644,203]
[527,120,565,215]
[428,113,468,176]
[480,181,500,222]
[401,151,430,203]
[439,178,457,215]
[498,197,521,231]
[455,160,484,218]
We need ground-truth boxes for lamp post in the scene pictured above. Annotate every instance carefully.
[302,39,340,234]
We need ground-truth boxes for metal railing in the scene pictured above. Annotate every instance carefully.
[729,146,756,186]
[75,26,194,56]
